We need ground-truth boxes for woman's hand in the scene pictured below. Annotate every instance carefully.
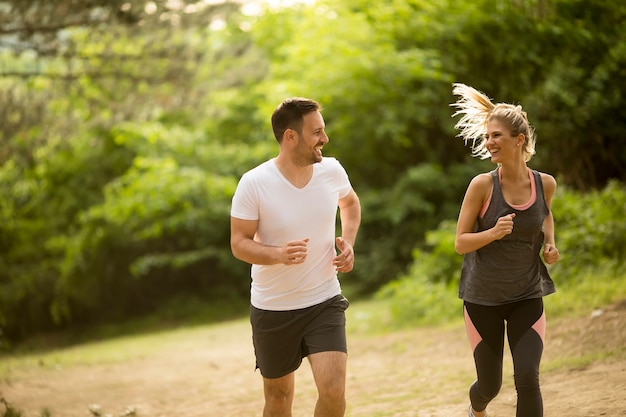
[492,213,516,240]
[543,243,560,264]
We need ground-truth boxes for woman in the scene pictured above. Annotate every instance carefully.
[451,83,560,417]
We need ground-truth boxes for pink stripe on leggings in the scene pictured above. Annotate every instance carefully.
[532,310,546,343]
[464,306,482,352]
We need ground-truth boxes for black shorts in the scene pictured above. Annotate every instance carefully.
[250,294,349,379]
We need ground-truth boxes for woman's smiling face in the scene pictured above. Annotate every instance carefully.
[485,118,521,163]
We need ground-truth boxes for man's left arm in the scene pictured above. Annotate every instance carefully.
[334,188,361,272]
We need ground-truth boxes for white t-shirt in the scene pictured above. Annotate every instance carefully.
[231,157,352,310]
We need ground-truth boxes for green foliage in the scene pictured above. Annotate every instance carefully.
[350,163,477,294]
[1,0,626,346]
[375,220,460,326]
[549,180,626,279]
[544,264,626,318]
[377,273,458,327]
[526,0,626,188]
[0,126,135,342]
[252,0,469,187]
[0,3,268,343]
[437,0,626,188]
[53,124,253,326]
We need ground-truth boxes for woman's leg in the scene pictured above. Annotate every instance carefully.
[506,298,546,417]
[464,302,506,414]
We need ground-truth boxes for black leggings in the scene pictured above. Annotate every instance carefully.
[464,298,546,417]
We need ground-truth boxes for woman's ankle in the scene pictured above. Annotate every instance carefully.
[469,405,487,417]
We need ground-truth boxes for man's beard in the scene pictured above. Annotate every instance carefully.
[294,141,323,166]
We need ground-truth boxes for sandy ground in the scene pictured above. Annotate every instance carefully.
[1,300,624,417]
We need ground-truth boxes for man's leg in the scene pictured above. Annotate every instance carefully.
[308,351,347,417]
[263,371,295,417]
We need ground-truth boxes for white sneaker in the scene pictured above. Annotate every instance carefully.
[468,404,487,417]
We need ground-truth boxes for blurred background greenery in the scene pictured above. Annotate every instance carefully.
[1,0,624,349]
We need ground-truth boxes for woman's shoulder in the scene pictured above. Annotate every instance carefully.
[469,172,494,189]
[536,171,557,191]
[531,170,557,201]
[536,171,556,181]
[465,172,495,203]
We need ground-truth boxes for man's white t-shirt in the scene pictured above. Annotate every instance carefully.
[231,157,352,311]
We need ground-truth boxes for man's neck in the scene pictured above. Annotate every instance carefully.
[274,156,314,189]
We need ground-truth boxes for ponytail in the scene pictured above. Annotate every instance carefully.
[451,83,536,162]
[451,83,495,160]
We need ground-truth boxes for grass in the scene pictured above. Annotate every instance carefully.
[378,266,626,332]
[0,317,252,378]
[5,294,249,355]
[3,272,624,374]
[543,265,626,317]
[541,349,621,373]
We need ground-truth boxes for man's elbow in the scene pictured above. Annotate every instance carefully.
[231,239,244,261]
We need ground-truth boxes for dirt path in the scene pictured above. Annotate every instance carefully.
[1,301,625,417]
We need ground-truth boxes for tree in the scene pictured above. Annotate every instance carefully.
[0,0,270,342]
[1,0,625,345]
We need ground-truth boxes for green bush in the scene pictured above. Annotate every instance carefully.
[350,163,477,295]
[375,220,461,327]
[549,180,626,281]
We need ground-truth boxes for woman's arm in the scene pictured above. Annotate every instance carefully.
[455,174,516,254]
[540,173,559,264]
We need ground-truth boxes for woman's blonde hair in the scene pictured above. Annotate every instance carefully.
[451,83,536,162]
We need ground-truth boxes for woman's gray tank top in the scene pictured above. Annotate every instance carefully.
[459,169,556,305]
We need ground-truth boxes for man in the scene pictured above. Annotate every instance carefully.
[230,97,361,417]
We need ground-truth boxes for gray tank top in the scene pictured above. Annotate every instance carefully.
[459,169,556,305]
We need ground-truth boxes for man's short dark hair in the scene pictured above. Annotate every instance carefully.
[271,97,321,143]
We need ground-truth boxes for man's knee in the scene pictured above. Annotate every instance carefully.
[264,375,294,409]
[318,381,345,402]
[265,387,292,403]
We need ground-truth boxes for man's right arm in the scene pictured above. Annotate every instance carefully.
[230,217,309,266]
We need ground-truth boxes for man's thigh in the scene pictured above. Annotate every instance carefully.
[302,295,349,356]
[308,351,347,388]
[251,295,349,378]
